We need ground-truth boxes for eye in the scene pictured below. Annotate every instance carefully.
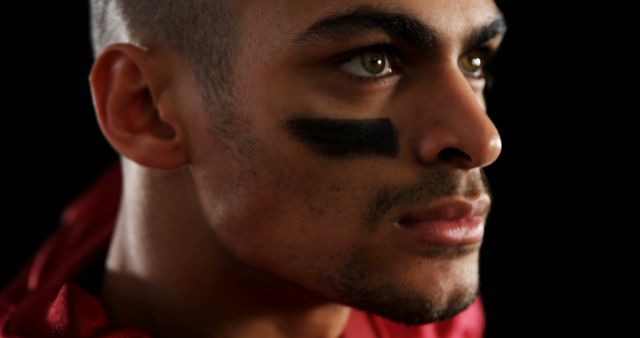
[340,49,395,79]
[459,50,487,79]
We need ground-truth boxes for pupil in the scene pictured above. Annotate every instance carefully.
[363,52,386,74]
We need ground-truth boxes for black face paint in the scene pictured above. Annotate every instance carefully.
[285,118,399,158]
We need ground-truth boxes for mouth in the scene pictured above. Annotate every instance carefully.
[396,196,491,246]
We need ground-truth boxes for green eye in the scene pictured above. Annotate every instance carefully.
[341,49,394,78]
[361,51,388,75]
[460,51,485,78]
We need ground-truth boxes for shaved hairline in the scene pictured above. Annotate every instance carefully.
[89,0,237,109]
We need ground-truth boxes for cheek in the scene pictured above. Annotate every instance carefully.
[191,133,369,283]
[235,166,363,271]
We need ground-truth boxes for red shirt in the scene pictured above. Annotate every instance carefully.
[0,161,485,338]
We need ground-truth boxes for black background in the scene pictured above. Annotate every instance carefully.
[1,1,623,337]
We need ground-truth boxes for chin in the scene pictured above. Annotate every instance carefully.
[332,275,479,325]
[362,286,479,325]
[320,246,481,325]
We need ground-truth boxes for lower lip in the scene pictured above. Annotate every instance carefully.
[398,216,485,246]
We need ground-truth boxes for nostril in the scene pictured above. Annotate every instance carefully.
[438,147,472,163]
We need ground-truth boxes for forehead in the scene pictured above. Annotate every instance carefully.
[238,0,501,47]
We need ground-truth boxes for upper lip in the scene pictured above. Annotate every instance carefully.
[397,195,491,225]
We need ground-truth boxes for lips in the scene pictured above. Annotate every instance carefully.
[396,196,490,246]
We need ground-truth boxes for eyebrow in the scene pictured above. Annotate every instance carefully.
[464,18,508,51]
[294,5,507,51]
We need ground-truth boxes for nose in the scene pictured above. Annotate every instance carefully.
[412,67,502,170]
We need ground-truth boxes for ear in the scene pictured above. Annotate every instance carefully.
[89,43,190,170]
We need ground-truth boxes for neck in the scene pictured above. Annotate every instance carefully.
[101,160,351,338]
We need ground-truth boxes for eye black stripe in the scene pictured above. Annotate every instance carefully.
[285,118,399,158]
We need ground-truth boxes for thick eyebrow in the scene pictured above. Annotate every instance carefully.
[293,5,438,49]
[293,5,507,52]
[464,18,508,51]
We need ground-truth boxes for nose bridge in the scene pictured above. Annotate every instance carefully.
[411,64,502,169]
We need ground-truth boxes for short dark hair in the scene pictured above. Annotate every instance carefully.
[90,0,236,106]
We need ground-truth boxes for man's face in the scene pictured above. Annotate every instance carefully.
[184,0,504,324]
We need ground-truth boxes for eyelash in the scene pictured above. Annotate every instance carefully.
[335,44,499,88]
[336,44,403,85]
[468,46,498,87]
[482,48,499,86]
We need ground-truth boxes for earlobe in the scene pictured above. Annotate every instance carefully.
[89,43,189,170]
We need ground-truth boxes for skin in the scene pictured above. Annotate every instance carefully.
[89,0,504,337]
